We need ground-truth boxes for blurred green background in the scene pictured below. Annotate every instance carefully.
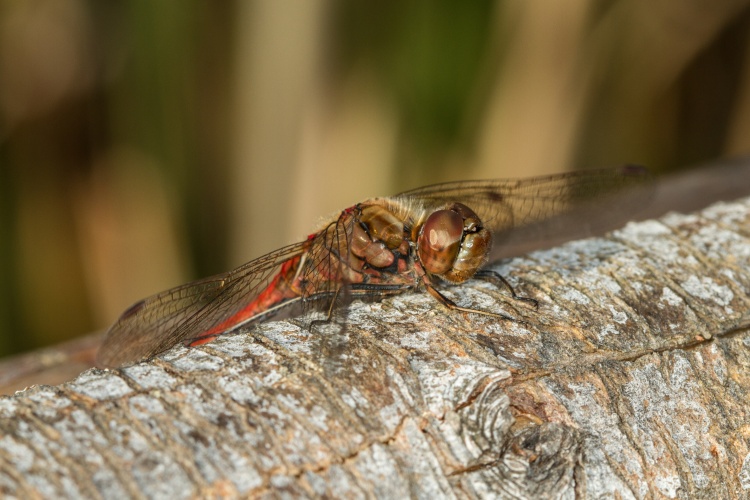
[1,0,749,357]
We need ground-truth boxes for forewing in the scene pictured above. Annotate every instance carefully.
[395,165,652,259]
[293,211,359,312]
[97,241,309,367]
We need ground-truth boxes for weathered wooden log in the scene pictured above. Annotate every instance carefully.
[1,179,750,498]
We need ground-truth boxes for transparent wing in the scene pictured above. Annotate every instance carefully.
[98,209,372,368]
[97,240,310,367]
[395,165,652,259]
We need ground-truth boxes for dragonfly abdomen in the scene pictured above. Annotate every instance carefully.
[188,256,305,345]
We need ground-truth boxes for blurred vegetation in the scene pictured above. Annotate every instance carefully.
[0,0,749,357]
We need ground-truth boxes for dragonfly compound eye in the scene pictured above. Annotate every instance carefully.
[417,208,465,275]
[418,203,491,283]
[444,203,491,283]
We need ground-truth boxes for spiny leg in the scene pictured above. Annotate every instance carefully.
[325,285,343,321]
[473,269,539,309]
[423,280,517,322]
[308,286,345,332]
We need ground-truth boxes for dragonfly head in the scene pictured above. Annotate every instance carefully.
[417,203,491,283]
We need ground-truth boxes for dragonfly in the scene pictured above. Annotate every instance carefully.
[97,165,651,367]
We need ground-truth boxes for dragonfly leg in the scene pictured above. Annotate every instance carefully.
[473,270,539,309]
[325,286,343,321]
[423,280,517,322]
[308,286,344,330]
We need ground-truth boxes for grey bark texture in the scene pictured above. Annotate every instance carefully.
[2,195,750,498]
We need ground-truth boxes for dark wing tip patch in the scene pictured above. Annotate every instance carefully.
[120,299,146,320]
[484,191,504,203]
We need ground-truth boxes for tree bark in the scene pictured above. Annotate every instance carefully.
[2,192,750,498]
